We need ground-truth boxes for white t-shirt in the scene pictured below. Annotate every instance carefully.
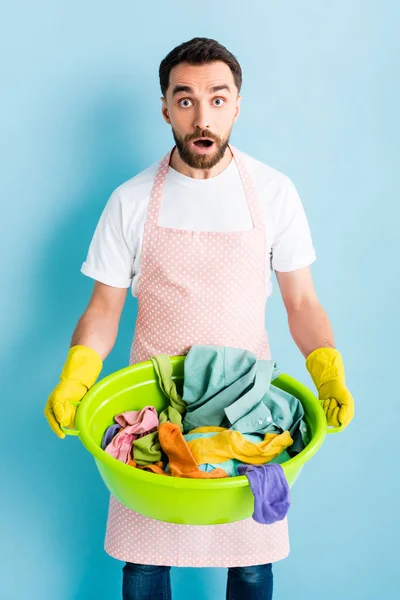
[81,149,316,298]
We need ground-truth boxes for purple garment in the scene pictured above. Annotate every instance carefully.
[101,424,122,450]
[237,463,291,525]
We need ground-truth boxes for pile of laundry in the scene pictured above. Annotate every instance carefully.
[101,345,310,525]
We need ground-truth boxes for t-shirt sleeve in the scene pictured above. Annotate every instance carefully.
[271,176,316,272]
[81,189,134,288]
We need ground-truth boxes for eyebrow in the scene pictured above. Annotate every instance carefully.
[171,84,232,97]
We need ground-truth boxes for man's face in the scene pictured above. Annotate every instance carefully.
[161,61,241,169]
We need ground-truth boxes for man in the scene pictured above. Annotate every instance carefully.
[45,37,354,600]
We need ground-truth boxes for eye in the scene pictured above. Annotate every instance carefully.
[213,97,225,107]
[179,98,193,108]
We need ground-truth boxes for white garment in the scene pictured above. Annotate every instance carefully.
[81,150,316,296]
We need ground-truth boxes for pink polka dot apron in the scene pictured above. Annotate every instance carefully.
[104,145,290,567]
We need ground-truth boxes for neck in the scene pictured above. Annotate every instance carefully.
[169,145,233,179]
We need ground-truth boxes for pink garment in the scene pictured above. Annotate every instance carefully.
[104,406,158,464]
[105,145,290,567]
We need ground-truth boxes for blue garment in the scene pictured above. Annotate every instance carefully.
[237,464,291,525]
[122,563,273,600]
[122,563,171,600]
[101,424,122,450]
[183,430,291,476]
[182,345,308,456]
[227,564,273,600]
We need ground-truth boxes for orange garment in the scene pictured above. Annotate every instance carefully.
[127,457,165,475]
[158,422,228,479]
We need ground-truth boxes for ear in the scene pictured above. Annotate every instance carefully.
[233,95,242,121]
[161,97,171,124]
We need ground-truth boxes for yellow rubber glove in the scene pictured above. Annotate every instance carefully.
[306,348,354,429]
[44,345,103,439]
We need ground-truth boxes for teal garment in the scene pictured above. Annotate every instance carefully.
[183,431,292,476]
[182,345,308,456]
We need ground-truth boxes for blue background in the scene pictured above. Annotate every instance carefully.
[1,1,399,599]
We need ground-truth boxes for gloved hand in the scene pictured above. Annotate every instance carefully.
[306,347,354,429]
[44,345,103,438]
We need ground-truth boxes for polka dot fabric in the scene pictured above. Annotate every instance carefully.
[105,145,290,567]
[105,502,289,568]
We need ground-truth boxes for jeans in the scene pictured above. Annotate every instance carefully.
[122,562,273,600]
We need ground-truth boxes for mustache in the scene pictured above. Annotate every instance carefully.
[185,129,219,143]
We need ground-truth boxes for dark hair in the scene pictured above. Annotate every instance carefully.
[159,37,242,97]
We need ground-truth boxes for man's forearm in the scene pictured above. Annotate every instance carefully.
[287,299,335,358]
[70,308,120,361]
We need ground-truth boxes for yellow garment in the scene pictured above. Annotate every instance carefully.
[191,426,226,433]
[44,345,103,438]
[306,347,354,429]
[186,427,293,465]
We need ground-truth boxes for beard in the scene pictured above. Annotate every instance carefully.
[172,126,232,170]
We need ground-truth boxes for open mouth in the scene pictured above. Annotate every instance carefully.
[192,139,214,148]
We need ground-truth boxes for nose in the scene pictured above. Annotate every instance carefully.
[193,101,212,131]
